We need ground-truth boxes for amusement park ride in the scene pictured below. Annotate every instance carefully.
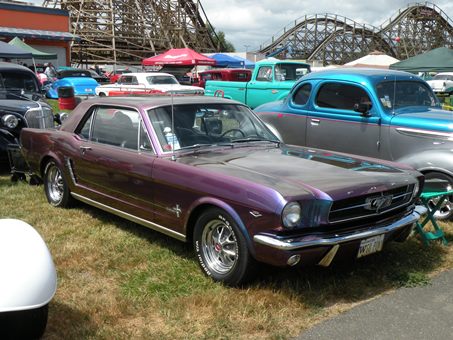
[42,1,453,66]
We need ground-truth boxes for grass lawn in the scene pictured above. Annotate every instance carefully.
[1,171,453,339]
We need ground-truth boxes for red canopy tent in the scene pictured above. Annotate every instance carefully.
[142,48,216,66]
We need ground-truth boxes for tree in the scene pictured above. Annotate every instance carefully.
[216,31,235,52]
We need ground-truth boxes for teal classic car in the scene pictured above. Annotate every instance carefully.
[205,59,310,108]
[255,68,453,219]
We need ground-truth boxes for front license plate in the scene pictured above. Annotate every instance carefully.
[357,234,385,258]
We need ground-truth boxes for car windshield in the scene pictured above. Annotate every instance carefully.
[148,103,278,152]
[433,74,453,81]
[0,71,39,94]
[375,80,439,113]
[146,76,179,85]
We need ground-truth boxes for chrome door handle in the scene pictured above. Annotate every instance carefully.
[80,146,92,154]
[310,118,320,126]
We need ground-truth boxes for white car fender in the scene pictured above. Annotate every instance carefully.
[0,219,57,312]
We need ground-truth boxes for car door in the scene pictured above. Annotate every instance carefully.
[305,81,382,158]
[246,65,280,108]
[70,105,157,221]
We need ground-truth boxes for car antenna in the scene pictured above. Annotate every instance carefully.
[171,91,176,161]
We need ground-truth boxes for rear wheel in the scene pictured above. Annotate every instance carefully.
[44,160,73,207]
[98,92,106,97]
[424,172,453,220]
[194,208,256,286]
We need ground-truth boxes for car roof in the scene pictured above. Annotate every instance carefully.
[83,95,242,110]
[120,72,175,77]
[0,61,35,73]
[255,59,310,67]
[299,67,423,86]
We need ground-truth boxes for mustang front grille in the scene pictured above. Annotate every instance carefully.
[329,184,415,224]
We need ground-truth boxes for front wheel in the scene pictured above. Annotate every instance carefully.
[194,208,256,286]
[424,172,453,220]
[44,160,73,207]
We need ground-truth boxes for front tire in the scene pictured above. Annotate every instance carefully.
[0,304,49,339]
[44,160,73,207]
[424,172,453,220]
[194,208,256,286]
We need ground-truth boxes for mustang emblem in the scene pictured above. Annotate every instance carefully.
[365,195,393,212]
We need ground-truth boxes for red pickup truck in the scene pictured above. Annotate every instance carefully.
[194,68,252,88]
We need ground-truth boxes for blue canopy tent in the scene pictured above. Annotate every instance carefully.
[231,55,255,69]
[210,53,244,68]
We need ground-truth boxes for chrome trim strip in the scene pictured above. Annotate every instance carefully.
[254,205,426,251]
[71,192,186,241]
[395,127,453,141]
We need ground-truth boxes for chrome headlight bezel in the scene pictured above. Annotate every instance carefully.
[282,202,302,228]
[1,114,19,129]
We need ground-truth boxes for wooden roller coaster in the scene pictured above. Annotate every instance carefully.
[259,2,453,65]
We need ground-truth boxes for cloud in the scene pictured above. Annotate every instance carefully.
[200,0,453,51]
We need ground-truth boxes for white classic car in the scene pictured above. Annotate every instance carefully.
[95,72,204,96]
[0,219,57,338]
[426,72,453,96]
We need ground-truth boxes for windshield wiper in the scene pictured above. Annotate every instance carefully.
[231,137,280,144]
[179,143,214,150]
[0,89,42,102]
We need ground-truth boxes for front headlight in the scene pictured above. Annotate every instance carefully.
[1,114,19,129]
[282,202,302,228]
[412,181,420,199]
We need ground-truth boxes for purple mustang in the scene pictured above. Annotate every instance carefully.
[20,96,425,285]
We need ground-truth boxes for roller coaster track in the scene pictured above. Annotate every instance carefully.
[259,2,453,65]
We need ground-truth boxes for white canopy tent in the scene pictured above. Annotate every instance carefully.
[344,51,399,69]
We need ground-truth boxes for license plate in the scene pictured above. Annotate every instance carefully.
[357,234,384,258]
[85,88,92,92]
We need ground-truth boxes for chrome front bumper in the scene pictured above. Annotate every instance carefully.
[253,205,427,251]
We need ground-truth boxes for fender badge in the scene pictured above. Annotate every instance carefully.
[250,211,262,218]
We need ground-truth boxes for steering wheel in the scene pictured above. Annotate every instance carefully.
[220,128,246,138]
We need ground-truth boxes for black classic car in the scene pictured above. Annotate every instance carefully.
[0,62,55,175]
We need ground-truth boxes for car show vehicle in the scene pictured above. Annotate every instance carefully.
[95,72,205,96]
[20,96,425,285]
[0,62,55,170]
[255,68,453,219]
[426,72,453,96]
[204,59,311,108]
[106,68,132,83]
[193,68,252,88]
[88,69,110,84]
[0,219,57,339]
[46,69,99,99]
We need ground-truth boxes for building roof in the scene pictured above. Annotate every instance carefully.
[0,26,79,42]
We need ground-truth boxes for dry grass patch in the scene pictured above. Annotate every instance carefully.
[1,172,452,339]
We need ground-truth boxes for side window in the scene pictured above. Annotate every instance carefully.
[131,76,139,85]
[316,83,371,111]
[89,107,140,150]
[293,83,312,105]
[256,66,272,82]
[78,113,93,139]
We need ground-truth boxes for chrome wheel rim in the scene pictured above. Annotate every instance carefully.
[201,219,238,275]
[47,165,64,204]
[429,195,453,219]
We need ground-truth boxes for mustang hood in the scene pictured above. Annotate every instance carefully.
[390,107,453,133]
[178,145,417,200]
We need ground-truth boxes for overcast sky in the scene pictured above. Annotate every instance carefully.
[199,0,453,51]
